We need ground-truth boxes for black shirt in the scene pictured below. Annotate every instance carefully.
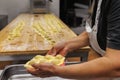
[92,0,120,50]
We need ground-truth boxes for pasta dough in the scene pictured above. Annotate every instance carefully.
[24,55,65,69]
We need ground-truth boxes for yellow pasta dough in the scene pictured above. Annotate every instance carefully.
[8,21,24,40]
[24,55,65,69]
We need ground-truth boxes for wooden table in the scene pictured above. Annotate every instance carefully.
[0,14,89,62]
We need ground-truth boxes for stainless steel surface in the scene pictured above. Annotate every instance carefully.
[0,64,76,80]
[0,64,26,80]
[0,64,66,80]
[1,64,120,80]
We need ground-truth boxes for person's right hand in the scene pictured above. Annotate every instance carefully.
[47,41,69,56]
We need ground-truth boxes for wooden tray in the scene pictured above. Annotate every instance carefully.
[0,14,77,55]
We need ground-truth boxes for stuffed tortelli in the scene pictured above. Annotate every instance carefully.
[24,55,65,69]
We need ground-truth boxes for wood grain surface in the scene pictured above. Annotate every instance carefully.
[0,14,77,55]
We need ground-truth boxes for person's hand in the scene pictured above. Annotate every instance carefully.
[47,41,69,56]
[27,63,58,78]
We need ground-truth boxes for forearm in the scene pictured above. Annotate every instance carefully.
[65,31,89,52]
[56,56,118,79]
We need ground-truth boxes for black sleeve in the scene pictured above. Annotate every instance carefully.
[107,0,120,50]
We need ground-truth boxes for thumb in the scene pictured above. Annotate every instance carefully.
[47,47,56,56]
[59,47,68,56]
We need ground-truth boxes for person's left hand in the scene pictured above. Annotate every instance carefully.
[27,63,58,78]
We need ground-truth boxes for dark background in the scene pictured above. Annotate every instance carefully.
[60,0,90,27]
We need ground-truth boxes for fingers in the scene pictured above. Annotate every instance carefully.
[59,47,68,56]
[27,63,55,78]
[27,67,40,76]
[47,41,66,55]
[28,68,52,78]
[47,45,66,56]
[47,47,56,56]
[32,63,55,72]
